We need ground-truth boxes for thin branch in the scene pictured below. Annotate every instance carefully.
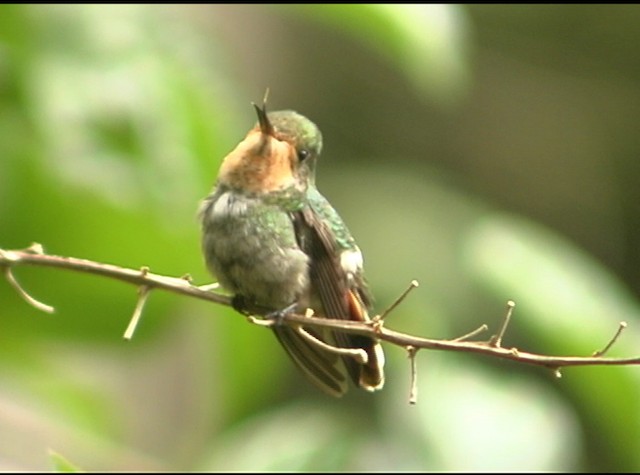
[281,312,640,369]
[489,300,515,348]
[2,245,639,374]
[453,324,489,342]
[407,346,419,405]
[246,315,275,327]
[3,265,55,314]
[593,321,627,357]
[123,285,151,340]
[377,279,419,320]
[0,245,232,307]
[296,326,368,365]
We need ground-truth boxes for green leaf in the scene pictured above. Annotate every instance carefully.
[290,4,471,106]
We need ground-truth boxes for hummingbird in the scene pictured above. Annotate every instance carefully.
[198,100,384,397]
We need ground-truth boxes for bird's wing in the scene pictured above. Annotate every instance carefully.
[271,324,348,397]
[291,199,384,392]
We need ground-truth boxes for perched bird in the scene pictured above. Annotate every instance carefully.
[198,100,384,396]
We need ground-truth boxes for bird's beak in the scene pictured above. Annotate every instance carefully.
[253,101,274,137]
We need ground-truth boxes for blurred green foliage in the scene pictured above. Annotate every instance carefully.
[49,449,83,472]
[1,4,639,471]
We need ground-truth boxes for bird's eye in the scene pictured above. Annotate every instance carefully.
[298,149,310,161]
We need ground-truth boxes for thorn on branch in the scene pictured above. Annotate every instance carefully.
[453,324,489,342]
[246,315,274,327]
[25,242,45,254]
[295,325,368,365]
[407,345,419,405]
[3,243,640,389]
[378,279,419,321]
[3,266,55,314]
[489,300,516,348]
[592,321,628,357]
[123,285,151,340]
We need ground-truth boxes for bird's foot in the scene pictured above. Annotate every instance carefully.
[265,302,298,326]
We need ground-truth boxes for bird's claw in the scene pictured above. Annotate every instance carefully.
[265,302,298,326]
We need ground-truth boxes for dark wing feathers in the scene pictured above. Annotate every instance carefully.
[292,206,384,391]
[272,325,347,397]
[300,207,351,318]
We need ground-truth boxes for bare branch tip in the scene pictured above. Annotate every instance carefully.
[592,320,628,357]
[378,280,420,320]
[354,351,368,365]
[490,300,516,348]
[407,345,419,405]
[4,267,55,314]
[246,315,274,327]
[453,324,489,342]
[123,285,151,340]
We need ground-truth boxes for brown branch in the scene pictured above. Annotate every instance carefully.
[280,312,640,368]
[0,244,232,307]
[2,244,639,381]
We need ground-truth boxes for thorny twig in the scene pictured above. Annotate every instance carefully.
[2,244,639,404]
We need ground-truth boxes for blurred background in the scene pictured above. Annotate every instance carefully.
[1,4,639,471]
